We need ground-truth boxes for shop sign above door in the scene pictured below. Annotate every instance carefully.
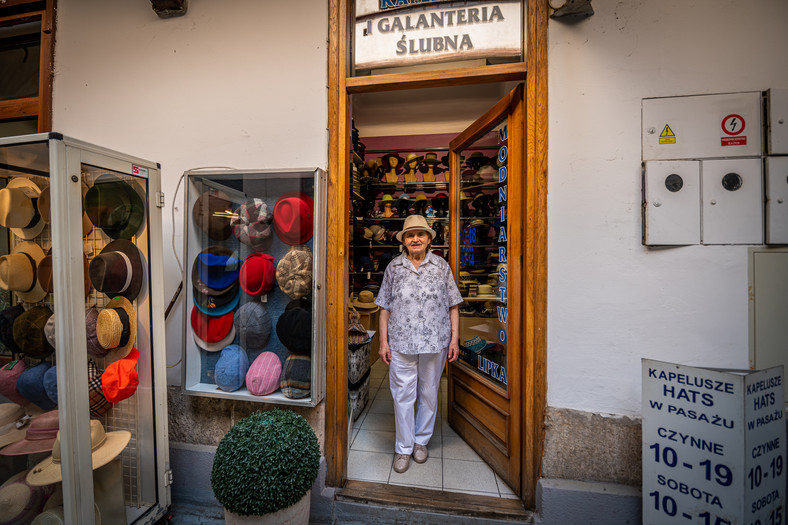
[354,0,523,70]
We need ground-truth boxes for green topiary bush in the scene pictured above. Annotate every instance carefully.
[210,409,320,516]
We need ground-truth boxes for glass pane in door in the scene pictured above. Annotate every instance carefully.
[456,117,509,389]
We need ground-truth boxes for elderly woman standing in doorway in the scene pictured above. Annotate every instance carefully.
[375,214,463,473]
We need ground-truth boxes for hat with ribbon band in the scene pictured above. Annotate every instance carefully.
[88,239,143,301]
[96,296,136,358]
[0,241,47,303]
[0,409,58,456]
[0,403,34,448]
[192,189,234,241]
[0,178,45,240]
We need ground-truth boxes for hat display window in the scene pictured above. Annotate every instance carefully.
[0,134,169,522]
[182,168,326,406]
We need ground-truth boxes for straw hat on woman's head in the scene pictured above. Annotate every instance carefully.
[395,214,436,243]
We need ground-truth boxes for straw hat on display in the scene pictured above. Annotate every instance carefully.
[0,470,54,525]
[0,240,47,303]
[0,178,45,240]
[95,296,137,358]
[0,409,58,456]
[26,419,131,486]
[0,403,33,449]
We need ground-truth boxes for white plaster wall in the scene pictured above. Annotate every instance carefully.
[52,1,328,385]
[547,0,788,416]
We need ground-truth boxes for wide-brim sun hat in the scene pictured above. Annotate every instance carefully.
[0,470,53,525]
[26,419,131,486]
[395,214,436,243]
[95,296,137,358]
[0,177,45,240]
[0,240,47,303]
[0,403,32,448]
[0,409,58,456]
[88,239,143,301]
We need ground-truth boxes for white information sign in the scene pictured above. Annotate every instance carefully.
[353,0,522,70]
[643,359,785,525]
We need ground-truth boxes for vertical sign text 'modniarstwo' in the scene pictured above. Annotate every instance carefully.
[643,359,785,525]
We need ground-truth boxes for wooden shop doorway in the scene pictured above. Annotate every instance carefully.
[325,0,547,515]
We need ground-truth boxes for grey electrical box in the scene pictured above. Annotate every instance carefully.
[643,160,700,245]
[767,88,788,155]
[766,156,788,244]
[701,158,763,245]
[643,92,763,161]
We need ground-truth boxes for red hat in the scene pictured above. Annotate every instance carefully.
[239,253,275,296]
[190,306,233,343]
[272,191,314,245]
[101,347,139,403]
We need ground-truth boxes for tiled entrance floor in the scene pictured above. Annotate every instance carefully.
[348,358,518,499]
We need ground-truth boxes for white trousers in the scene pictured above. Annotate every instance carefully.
[389,348,447,455]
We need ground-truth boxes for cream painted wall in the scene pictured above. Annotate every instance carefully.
[547,0,788,416]
[53,1,328,384]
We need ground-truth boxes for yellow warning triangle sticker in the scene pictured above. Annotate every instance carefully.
[660,124,675,138]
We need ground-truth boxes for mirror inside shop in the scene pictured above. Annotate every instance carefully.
[0,139,159,523]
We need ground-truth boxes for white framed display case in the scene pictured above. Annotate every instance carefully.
[0,133,169,524]
[181,168,326,406]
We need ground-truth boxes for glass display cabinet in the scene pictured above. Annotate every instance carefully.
[181,169,326,406]
[0,133,169,524]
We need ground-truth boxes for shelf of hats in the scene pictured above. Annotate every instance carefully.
[0,134,167,523]
[349,130,509,392]
[183,168,326,406]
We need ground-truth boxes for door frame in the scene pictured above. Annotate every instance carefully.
[326,0,548,508]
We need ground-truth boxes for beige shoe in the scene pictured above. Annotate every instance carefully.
[393,453,410,473]
[413,444,428,464]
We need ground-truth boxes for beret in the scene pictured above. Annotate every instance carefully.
[280,354,311,399]
[214,345,249,392]
[234,302,271,351]
[245,351,281,396]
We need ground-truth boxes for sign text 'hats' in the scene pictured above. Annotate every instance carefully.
[0,360,28,405]
[0,178,45,240]
[96,296,137,358]
[272,191,314,245]
[239,252,275,297]
[102,347,139,403]
[231,198,273,250]
[0,241,47,303]
[17,363,57,411]
[245,351,281,396]
[26,419,131,486]
[88,239,143,301]
[280,354,311,399]
[214,344,249,392]
[276,298,312,356]
[0,409,58,456]
[275,244,313,300]
[190,306,233,344]
[192,189,234,241]
[233,301,271,351]
[84,174,145,240]
[13,305,54,358]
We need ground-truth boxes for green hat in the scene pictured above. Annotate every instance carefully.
[85,175,145,240]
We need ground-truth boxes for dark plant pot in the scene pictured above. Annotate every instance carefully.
[224,490,311,525]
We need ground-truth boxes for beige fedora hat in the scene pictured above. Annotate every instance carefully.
[0,178,45,240]
[395,214,436,243]
[26,419,131,486]
[0,240,47,303]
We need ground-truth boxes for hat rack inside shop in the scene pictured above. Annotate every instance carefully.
[0,136,163,522]
[182,168,326,406]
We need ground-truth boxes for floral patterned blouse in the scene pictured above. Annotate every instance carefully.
[375,251,463,355]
